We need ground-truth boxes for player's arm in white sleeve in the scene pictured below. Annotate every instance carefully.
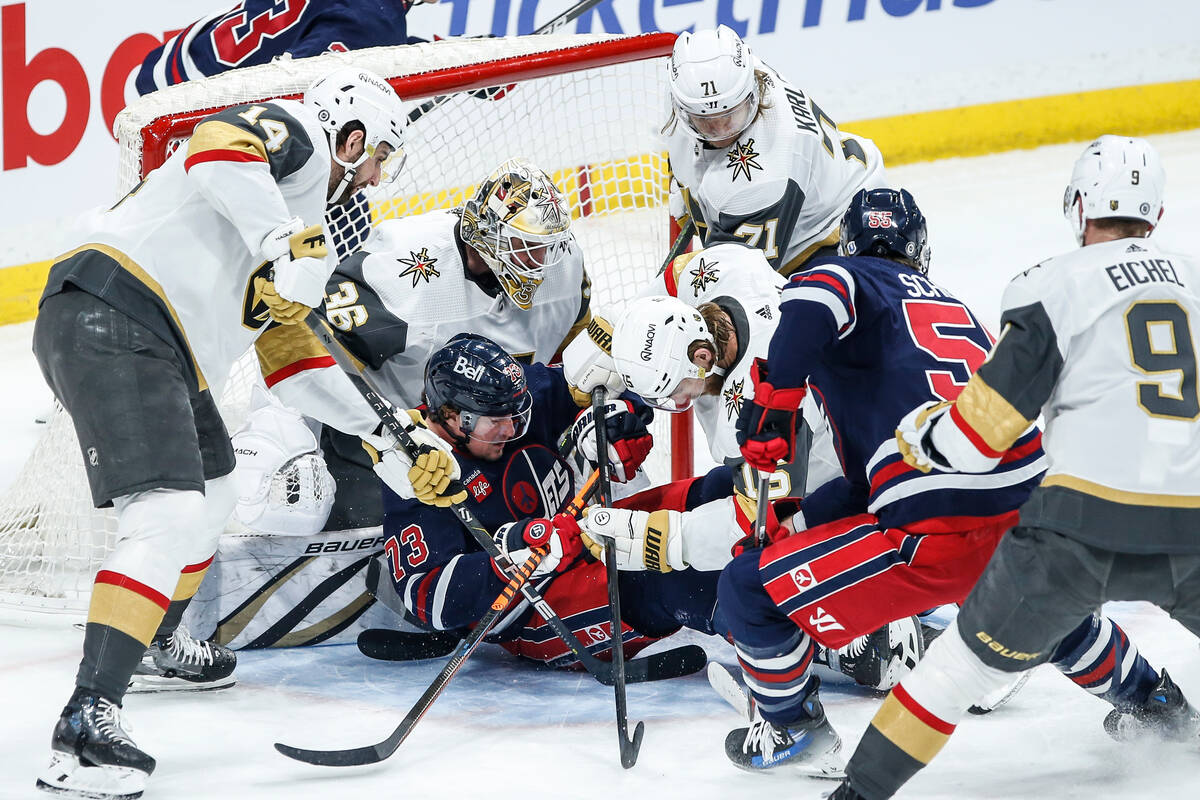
[900,265,1063,473]
[183,102,331,305]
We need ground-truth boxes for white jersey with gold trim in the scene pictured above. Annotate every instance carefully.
[645,242,841,490]
[70,99,332,399]
[1002,238,1200,500]
[667,61,887,276]
[265,209,590,436]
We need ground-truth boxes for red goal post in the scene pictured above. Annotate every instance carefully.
[1,32,695,612]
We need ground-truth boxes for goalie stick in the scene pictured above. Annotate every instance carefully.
[276,545,550,767]
[407,0,606,124]
[592,387,644,768]
[301,313,706,686]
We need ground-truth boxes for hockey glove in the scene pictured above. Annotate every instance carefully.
[561,315,625,407]
[736,359,808,474]
[260,217,332,310]
[569,399,654,483]
[579,507,684,573]
[365,410,468,508]
[895,401,954,474]
[494,514,584,579]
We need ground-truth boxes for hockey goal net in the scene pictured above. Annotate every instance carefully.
[0,32,693,613]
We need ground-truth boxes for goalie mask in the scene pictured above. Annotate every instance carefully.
[460,158,573,310]
[612,296,713,413]
[305,67,409,206]
[668,25,759,145]
[1063,135,1165,246]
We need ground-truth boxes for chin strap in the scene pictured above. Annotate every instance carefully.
[326,131,369,206]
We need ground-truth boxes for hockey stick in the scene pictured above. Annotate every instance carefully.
[302,314,706,684]
[754,469,771,548]
[275,545,549,767]
[655,218,697,277]
[407,0,606,124]
[592,388,645,768]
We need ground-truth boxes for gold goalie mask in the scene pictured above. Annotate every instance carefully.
[460,158,573,309]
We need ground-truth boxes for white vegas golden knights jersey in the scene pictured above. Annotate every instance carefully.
[667,60,887,277]
[264,208,590,436]
[52,99,332,400]
[1000,238,1200,501]
[645,242,841,492]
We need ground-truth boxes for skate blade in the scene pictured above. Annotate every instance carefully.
[707,662,755,721]
[37,751,147,800]
[126,675,236,694]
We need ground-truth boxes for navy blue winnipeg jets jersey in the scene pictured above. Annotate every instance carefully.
[137,1,414,95]
[770,255,1046,529]
[379,362,583,637]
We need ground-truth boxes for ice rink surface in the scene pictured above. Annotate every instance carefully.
[3,133,1200,799]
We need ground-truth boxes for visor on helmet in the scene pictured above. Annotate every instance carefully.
[675,93,756,144]
[459,392,533,444]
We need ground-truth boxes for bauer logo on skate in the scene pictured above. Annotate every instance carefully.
[975,631,1042,662]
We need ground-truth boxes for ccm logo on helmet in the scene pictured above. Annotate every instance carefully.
[640,323,657,362]
[453,356,485,380]
[867,211,894,228]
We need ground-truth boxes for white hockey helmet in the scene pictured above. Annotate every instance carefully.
[305,67,408,203]
[1063,135,1165,246]
[612,295,713,412]
[668,25,759,144]
[460,158,573,310]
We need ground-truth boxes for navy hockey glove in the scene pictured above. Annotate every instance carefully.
[736,359,808,474]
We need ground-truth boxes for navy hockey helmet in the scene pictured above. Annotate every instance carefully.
[424,333,532,444]
[840,188,931,274]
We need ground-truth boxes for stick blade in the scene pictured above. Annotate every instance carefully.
[624,644,707,683]
[620,720,645,769]
[274,740,390,767]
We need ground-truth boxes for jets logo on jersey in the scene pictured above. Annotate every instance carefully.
[726,139,764,182]
[397,248,440,287]
[723,377,745,420]
[689,258,721,296]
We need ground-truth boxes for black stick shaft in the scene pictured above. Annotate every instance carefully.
[592,388,645,768]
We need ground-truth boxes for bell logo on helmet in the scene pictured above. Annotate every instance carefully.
[453,356,485,381]
[640,323,657,362]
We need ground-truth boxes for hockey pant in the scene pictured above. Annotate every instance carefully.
[720,512,1159,725]
[499,558,722,667]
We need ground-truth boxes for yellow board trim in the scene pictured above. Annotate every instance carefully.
[1043,474,1200,508]
[871,693,951,765]
[6,79,1200,327]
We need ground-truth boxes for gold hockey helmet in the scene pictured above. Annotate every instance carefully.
[460,158,572,309]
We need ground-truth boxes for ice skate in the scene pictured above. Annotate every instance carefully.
[1103,669,1200,743]
[36,691,155,799]
[725,677,846,778]
[128,627,236,693]
[827,615,923,691]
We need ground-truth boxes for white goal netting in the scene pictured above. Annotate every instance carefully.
[0,33,681,613]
